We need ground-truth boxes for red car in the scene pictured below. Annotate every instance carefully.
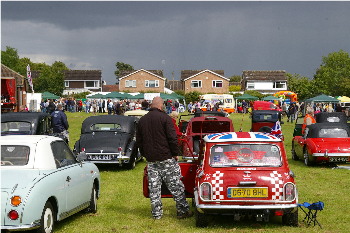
[253,101,281,111]
[292,123,350,166]
[179,113,234,160]
[144,132,298,227]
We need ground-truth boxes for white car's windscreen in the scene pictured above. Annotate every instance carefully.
[210,144,282,167]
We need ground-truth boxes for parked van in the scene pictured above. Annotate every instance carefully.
[200,94,235,113]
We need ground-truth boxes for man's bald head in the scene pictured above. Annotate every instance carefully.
[151,97,164,110]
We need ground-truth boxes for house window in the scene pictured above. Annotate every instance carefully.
[212,80,223,88]
[125,80,136,88]
[64,81,69,87]
[145,80,159,88]
[273,81,286,89]
[247,83,255,89]
[85,81,99,88]
[191,80,202,88]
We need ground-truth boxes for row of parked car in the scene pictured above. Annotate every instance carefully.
[1,109,349,231]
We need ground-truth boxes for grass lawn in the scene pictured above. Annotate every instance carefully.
[53,112,350,233]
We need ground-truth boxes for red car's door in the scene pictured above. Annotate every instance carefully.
[143,161,197,198]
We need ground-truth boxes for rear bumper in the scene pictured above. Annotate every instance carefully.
[194,191,297,214]
[1,223,39,231]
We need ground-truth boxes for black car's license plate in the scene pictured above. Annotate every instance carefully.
[89,155,116,160]
[329,157,349,162]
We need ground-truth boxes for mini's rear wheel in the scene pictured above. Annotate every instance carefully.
[282,209,298,226]
[195,208,209,227]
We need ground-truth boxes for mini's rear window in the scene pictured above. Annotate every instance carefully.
[1,145,30,166]
[90,123,121,131]
[210,144,282,167]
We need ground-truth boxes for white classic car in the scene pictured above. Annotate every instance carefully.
[1,135,100,233]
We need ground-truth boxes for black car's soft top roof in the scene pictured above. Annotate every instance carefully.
[306,122,350,138]
[81,115,137,134]
[1,112,50,124]
[315,112,347,124]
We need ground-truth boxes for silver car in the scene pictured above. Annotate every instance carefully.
[1,135,100,233]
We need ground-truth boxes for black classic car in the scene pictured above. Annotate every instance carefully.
[1,112,53,136]
[74,115,141,169]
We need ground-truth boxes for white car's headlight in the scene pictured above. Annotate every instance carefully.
[199,183,212,200]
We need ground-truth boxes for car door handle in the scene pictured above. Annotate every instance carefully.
[66,176,71,182]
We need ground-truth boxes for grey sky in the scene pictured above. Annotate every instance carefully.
[2,1,350,84]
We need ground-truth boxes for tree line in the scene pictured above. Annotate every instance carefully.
[2,46,350,101]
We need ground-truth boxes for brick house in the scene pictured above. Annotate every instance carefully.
[63,70,102,94]
[181,69,229,94]
[118,69,165,93]
[241,70,288,95]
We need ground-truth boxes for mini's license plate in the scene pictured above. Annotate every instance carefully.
[329,157,349,162]
[89,155,116,160]
[227,187,268,198]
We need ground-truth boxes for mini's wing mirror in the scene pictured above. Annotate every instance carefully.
[76,151,87,162]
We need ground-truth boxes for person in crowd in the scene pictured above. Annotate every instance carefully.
[107,99,113,114]
[187,102,193,113]
[102,99,106,113]
[85,100,91,113]
[287,103,296,122]
[47,100,56,114]
[169,111,182,138]
[302,108,316,135]
[242,100,248,114]
[136,97,193,220]
[335,103,343,112]
[141,99,149,110]
[51,104,69,142]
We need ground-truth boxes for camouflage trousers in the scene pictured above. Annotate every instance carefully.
[147,158,190,218]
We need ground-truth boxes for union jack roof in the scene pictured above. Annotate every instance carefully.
[204,132,281,142]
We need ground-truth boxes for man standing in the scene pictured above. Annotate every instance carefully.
[302,108,316,135]
[51,104,69,143]
[136,97,192,220]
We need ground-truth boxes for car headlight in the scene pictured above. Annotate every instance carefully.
[199,183,212,200]
[284,183,296,201]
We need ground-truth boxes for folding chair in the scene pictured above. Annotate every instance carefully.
[298,201,324,228]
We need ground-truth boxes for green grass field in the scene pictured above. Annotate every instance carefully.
[53,112,350,233]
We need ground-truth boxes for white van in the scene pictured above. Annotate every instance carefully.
[200,94,235,113]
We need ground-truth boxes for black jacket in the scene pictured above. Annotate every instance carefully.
[136,108,179,162]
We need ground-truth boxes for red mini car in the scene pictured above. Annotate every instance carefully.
[179,112,233,160]
[144,132,298,227]
[292,123,350,166]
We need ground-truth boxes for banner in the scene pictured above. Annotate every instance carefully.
[27,64,34,93]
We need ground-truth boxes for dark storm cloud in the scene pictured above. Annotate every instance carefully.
[1,1,350,84]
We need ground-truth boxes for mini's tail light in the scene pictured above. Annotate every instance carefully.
[200,183,212,200]
[82,147,85,152]
[11,196,22,206]
[284,183,296,201]
[8,210,19,220]
[118,147,122,151]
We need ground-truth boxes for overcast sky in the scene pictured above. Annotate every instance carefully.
[2,1,350,84]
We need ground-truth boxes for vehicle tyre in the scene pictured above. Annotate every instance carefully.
[88,183,98,213]
[38,201,55,233]
[258,126,272,133]
[282,209,298,227]
[291,143,298,161]
[195,208,209,227]
[304,149,313,166]
[125,156,136,170]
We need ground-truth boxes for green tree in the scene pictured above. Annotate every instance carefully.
[184,91,202,104]
[33,61,68,96]
[229,75,242,82]
[229,85,241,92]
[314,50,350,96]
[287,73,315,101]
[114,62,134,83]
[1,46,20,69]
